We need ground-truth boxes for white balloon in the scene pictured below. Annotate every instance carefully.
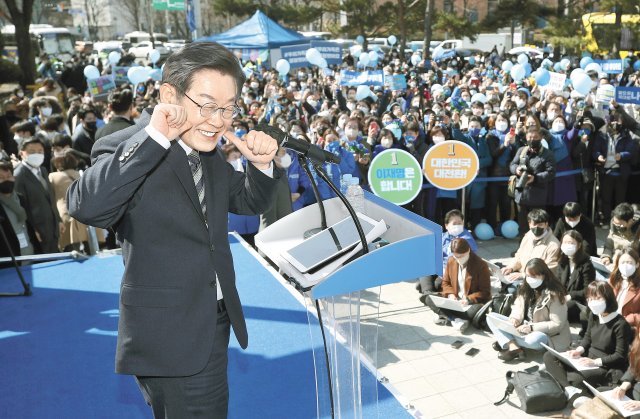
[305,48,322,66]
[410,54,421,66]
[431,83,443,93]
[350,45,362,58]
[570,68,585,81]
[368,50,378,63]
[127,66,149,86]
[83,65,100,80]
[359,53,370,66]
[471,93,487,104]
[355,85,371,101]
[318,57,328,68]
[584,62,602,74]
[387,35,397,46]
[108,51,121,65]
[276,59,290,75]
[149,49,160,64]
[432,46,444,60]
[517,53,528,65]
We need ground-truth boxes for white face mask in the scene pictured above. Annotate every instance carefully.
[619,263,637,278]
[346,102,356,111]
[447,224,464,236]
[514,99,525,109]
[25,153,44,168]
[338,118,348,129]
[561,243,577,257]
[547,111,557,121]
[588,299,607,316]
[41,107,53,117]
[278,153,292,169]
[380,137,393,148]
[307,98,318,107]
[345,128,358,139]
[472,108,483,116]
[526,276,544,289]
[250,82,259,90]
[454,253,470,266]
[367,136,376,146]
[552,122,566,132]
[495,121,508,132]
[566,217,580,228]
[432,136,445,144]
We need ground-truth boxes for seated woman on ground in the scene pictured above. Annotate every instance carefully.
[487,258,570,361]
[608,248,640,330]
[608,329,640,414]
[543,281,633,406]
[423,238,491,333]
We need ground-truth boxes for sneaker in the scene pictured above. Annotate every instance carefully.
[434,314,450,326]
[452,318,470,333]
[564,386,582,400]
[573,396,590,408]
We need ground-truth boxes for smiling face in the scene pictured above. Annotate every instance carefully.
[160,69,238,152]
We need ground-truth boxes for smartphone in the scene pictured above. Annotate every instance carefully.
[519,115,525,123]
[465,348,480,357]
[451,340,464,349]
[370,121,380,132]
[509,127,515,136]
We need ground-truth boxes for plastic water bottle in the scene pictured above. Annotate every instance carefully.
[346,177,365,214]
[340,174,352,195]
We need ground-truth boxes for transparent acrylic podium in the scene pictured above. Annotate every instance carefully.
[255,191,442,418]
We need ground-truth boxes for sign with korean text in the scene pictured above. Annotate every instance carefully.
[153,0,185,10]
[615,86,640,105]
[339,70,385,87]
[112,66,130,85]
[545,71,567,92]
[310,40,342,66]
[87,75,116,101]
[385,74,407,91]
[280,43,311,69]
[595,85,616,103]
[594,59,623,74]
[368,149,423,205]
[422,141,479,190]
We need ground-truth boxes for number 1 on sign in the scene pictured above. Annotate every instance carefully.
[448,143,455,156]
[391,152,398,165]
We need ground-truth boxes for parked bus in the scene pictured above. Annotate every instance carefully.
[581,12,640,54]
[1,24,75,62]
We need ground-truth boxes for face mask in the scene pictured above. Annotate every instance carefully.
[472,108,483,116]
[566,218,580,228]
[510,117,518,125]
[612,224,628,235]
[25,153,44,168]
[454,253,470,266]
[300,83,308,90]
[307,99,318,108]
[379,137,393,148]
[619,263,637,278]
[389,126,402,140]
[0,180,15,194]
[346,102,356,111]
[358,106,369,115]
[561,243,577,257]
[528,140,542,151]
[16,91,24,98]
[404,135,416,146]
[250,82,259,89]
[514,99,525,109]
[447,224,464,236]
[531,226,545,237]
[85,121,97,131]
[338,118,348,129]
[461,97,470,103]
[234,129,247,138]
[278,153,292,169]
[432,136,445,144]
[468,127,481,137]
[588,299,607,316]
[495,121,508,132]
[345,128,358,138]
[552,122,566,132]
[547,111,557,121]
[526,276,544,289]
[578,128,591,137]
[53,150,66,158]
[41,107,53,117]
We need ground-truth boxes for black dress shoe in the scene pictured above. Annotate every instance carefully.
[498,348,525,361]
[492,341,503,351]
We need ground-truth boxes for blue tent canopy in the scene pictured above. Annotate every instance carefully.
[197,10,308,49]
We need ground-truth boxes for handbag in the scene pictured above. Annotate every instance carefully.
[570,397,622,419]
[494,370,566,414]
[472,293,513,330]
[507,146,528,198]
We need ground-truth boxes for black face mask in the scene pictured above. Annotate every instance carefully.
[612,224,628,235]
[0,180,15,194]
[531,226,545,237]
[85,121,97,131]
[528,140,542,152]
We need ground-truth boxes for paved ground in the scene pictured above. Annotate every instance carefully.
[363,227,610,419]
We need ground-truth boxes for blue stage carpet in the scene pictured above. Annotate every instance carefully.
[0,236,410,418]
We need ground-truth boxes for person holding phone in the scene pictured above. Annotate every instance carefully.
[487,258,570,361]
[610,329,640,413]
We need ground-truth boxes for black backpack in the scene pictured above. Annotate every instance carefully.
[472,293,514,330]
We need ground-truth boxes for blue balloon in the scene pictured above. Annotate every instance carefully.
[634,60,640,71]
[553,62,562,72]
[500,220,519,239]
[541,58,553,69]
[535,68,551,86]
[523,62,532,76]
[501,60,513,72]
[474,223,494,241]
[356,35,364,45]
[580,57,594,69]
[469,57,475,65]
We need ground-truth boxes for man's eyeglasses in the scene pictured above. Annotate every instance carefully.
[183,92,240,120]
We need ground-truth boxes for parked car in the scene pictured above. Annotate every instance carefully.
[128,41,170,60]
[164,39,186,52]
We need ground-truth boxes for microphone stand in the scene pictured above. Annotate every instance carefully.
[298,154,327,239]
[0,214,31,297]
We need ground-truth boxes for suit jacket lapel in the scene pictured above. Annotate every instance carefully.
[165,143,205,222]
[200,150,222,240]
[22,164,49,196]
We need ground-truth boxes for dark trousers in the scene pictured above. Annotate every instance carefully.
[600,174,628,223]
[543,351,624,389]
[487,182,512,229]
[424,295,483,321]
[135,306,231,419]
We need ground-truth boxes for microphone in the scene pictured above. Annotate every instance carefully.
[253,123,341,165]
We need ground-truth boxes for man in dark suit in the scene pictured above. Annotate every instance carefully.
[71,107,98,156]
[96,89,136,140]
[67,42,280,418]
[14,137,62,253]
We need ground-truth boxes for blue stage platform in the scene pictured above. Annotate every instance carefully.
[0,235,410,418]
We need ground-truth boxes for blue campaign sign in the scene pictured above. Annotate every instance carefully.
[594,59,623,74]
[280,43,311,69]
[616,86,640,105]
[339,70,385,87]
[310,40,342,66]
[386,74,407,91]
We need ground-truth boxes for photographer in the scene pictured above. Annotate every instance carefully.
[510,127,556,235]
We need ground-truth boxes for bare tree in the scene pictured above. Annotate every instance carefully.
[84,0,104,41]
[121,0,145,31]
[4,0,36,85]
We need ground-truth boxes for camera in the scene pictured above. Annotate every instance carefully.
[516,165,531,191]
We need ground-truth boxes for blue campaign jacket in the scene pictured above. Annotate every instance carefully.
[286,151,312,211]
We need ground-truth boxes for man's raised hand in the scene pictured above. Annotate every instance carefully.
[225,130,278,170]
[150,104,192,140]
